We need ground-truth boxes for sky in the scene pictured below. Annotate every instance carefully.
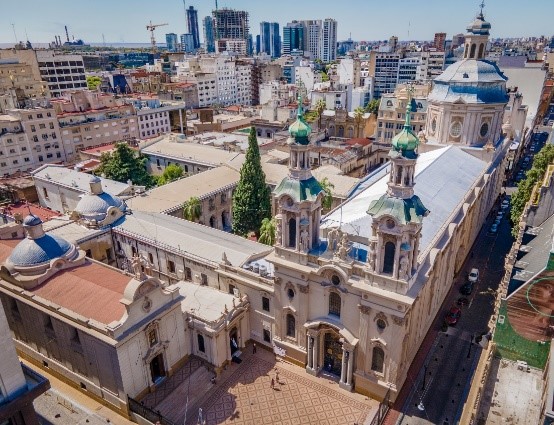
[0,0,551,45]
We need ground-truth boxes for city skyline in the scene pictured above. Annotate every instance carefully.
[0,0,551,46]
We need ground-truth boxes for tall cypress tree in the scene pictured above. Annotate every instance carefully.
[232,127,271,236]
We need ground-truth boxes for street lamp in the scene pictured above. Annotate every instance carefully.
[422,364,428,390]
[467,334,474,359]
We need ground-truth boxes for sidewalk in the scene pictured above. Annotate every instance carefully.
[21,359,134,425]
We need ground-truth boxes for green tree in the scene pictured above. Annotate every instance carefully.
[320,71,330,82]
[354,107,365,138]
[365,98,380,116]
[157,163,183,186]
[182,196,202,222]
[232,127,271,236]
[510,144,554,236]
[319,177,335,211]
[258,218,276,246]
[315,99,326,130]
[86,76,102,90]
[96,143,155,188]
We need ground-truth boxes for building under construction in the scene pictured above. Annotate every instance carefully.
[212,8,249,42]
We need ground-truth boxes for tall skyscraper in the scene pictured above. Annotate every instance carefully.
[301,20,322,60]
[434,32,447,51]
[180,33,195,53]
[165,33,178,52]
[186,6,200,50]
[203,16,216,53]
[321,19,337,62]
[259,22,281,58]
[283,21,304,55]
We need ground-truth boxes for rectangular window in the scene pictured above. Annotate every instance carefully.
[262,296,270,312]
[168,260,175,273]
[263,329,271,342]
[148,253,153,264]
[229,284,236,295]
[148,329,158,347]
[184,267,192,280]
[201,273,208,286]
[43,187,48,199]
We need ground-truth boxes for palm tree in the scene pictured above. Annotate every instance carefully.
[258,218,276,246]
[182,197,202,222]
[354,107,365,138]
[315,99,326,131]
[319,178,335,211]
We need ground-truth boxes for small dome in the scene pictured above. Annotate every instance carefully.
[466,13,491,36]
[23,214,42,227]
[89,175,101,183]
[288,95,312,145]
[9,234,72,267]
[75,192,126,222]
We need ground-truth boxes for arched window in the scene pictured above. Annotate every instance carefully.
[197,334,205,353]
[288,217,296,248]
[286,314,296,337]
[478,43,484,59]
[470,43,476,59]
[383,241,395,274]
[371,346,384,373]
[329,292,341,317]
[209,216,216,228]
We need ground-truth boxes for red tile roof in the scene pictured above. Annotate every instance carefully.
[345,138,372,147]
[30,261,130,325]
[1,203,61,222]
[0,239,20,263]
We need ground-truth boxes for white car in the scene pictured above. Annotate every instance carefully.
[468,268,480,282]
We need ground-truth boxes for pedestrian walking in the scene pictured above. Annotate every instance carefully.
[253,342,257,354]
[274,367,280,384]
[270,378,275,389]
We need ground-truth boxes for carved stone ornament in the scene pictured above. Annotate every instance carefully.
[358,305,371,315]
[373,312,389,327]
[142,297,152,313]
[297,284,309,294]
[391,315,405,326]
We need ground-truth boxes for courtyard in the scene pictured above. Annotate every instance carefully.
[140,344,378,425]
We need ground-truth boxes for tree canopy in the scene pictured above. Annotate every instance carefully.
[86,76,102,90]
[96,142,155,188]
[258,218,276,246]
[232,127,271,236]
[157,163,184,186]
[319,177,335,211]
[183,197,202,222]
[510,144,554,236]
[365,98,380,116]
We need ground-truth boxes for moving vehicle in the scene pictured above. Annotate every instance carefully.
[501,199,510,209]
[490,223,498,233]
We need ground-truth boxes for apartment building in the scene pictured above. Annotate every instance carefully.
[0,59,49,113]
[126,96,187,139]
[302,20,322,60]
[0,106,66,176]
[397,56,420,84]
[415,50,446,81]
[321,19,338,63]
[283,21,304,55]
[36,51,87,97]
[52,91,138,155]
[371,52,401,98]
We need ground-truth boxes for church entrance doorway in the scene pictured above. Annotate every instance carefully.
[229,327,239,356]
[323,331,342,377]
[149,353,165,384]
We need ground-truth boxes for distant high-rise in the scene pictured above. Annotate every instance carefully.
[434,32,447,51]
[389,35,399,52]
[186,6,200,50]
[203,16,216,53]
[166,33,178,52]
[259,22,281,58]
[180,33,195,53]
[213,8,249,42]
[301,20,322,60]
[283,21,304,55]
[321,19,337,62]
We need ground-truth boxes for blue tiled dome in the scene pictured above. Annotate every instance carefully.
[9,234,72,266]
[75,192,126,221]
[429,60,508,104]
[23,214,42,226]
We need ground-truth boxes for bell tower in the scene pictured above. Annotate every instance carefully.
[273,95,324,255]
[463,1,491,60]
[367,99,429,282]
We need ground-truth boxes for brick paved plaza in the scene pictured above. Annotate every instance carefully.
[142,345,378,425]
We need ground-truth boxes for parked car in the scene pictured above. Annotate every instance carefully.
[490,223,498,233]
[460,281,474,295]
[496,212,503,220]
[457,297,469,307]
[468,268,479,283]
[501,199,510,209]
[445,306,462,326]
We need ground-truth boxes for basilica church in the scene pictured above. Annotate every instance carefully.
[0,8,526,414]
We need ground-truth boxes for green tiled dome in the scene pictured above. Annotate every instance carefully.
[392,103,419,153]
[288,95,311,144]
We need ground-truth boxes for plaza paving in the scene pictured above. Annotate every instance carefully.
[142,345,378,425]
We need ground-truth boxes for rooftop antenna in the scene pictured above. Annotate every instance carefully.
[11,23,18,44]
[65,25,70,43]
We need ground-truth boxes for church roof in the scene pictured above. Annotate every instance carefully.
[273,176,323,203]
[322,146,489,256]
[9,234,72,266]
[75,191,126,221]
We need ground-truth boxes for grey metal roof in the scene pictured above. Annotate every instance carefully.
[32,165,131,196]
[508,214,554,296]
[322,146,488,256]
[113,211,272,267]
[435,60,507,84]
[43,218,109,244]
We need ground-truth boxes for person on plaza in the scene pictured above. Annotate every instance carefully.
[270,378,275,389]
[253,342,257,354]
[274,367,280,384]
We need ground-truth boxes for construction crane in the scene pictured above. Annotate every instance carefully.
[146,21,168,53]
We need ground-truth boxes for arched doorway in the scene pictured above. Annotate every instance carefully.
[288,217,296,248]
[149,353,165,384]
[221,211,229,230]
[209,215,216,228]
[383,241,395,274]
[323,331,342,377]
[338,126,345,138]
[229,327,239,356]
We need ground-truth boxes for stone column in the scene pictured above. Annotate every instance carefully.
[307,333,313,370]
[340,347,347,384]
[178,108,184,133]
[347,349,354,386]
[339,343,354,391]
[308,331,319,375]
